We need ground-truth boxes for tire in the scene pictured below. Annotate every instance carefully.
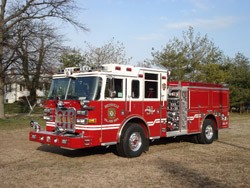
[192,134,200,144]
[197,119,215,144]
[116,123,146,158]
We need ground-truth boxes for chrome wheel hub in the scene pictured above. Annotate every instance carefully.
[205,125,214,140]
[129,132,142,151]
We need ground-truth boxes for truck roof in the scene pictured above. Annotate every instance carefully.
[53,64,169,79]
[168,81,228,88]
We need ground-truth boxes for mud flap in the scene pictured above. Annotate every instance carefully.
[144,139,149,151]
[214,130,218,140]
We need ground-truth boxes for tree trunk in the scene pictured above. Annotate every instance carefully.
[0,24,5,118]
[0,35,4,118]
[0,76,4,118]
[29,86,37,105]
[0,0,6,118]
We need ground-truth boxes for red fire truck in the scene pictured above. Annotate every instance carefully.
[29,64,229,157]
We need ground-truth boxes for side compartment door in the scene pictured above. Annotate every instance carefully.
[212,90,229,129]
[221,90,229,128]
[188,88,209,133]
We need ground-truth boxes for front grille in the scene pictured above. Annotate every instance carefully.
[55,108,76,132]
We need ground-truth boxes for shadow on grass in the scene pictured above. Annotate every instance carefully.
[149,135,197,146]
[159,160,229,188]
[36,136,198,158]
[216,140,250,151]
[37,144,117,158]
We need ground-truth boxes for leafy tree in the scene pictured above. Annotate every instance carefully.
[0,0,87,118]
[148,27,250,111]
[199,63,226,83]
[228,53,250,112]
[137,58,155,68]
[151,27,224,82]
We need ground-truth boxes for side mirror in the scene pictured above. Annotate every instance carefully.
[167,70,171,76]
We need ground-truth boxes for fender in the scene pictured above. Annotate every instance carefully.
[201,113,218,131]
[116,115,149,143]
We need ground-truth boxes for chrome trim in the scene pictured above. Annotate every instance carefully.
[149,136,160,140]
[101,142,117,146]
[167,130,188,137]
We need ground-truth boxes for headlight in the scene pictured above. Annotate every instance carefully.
[43,116,52,121]
[77,110,88,116]
[44,108,52,113]
[77,118,88,124]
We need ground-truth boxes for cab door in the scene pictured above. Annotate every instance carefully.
[101,76,127,143]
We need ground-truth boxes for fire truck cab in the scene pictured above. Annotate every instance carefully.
[29,64,229,158]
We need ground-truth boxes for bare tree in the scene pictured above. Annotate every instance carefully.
[60,48,86,68]
[0,0,88,118]
[83,38,132,67]
[13,21,63,104]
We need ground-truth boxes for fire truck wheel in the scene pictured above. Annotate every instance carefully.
[117,124,146,158]
[197,119,215,144]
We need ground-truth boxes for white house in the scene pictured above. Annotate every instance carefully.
[4,83,46,103]
[4,74,50,104]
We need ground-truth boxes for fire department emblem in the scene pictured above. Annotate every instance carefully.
[108,108,116,119]
[104,103,119,123]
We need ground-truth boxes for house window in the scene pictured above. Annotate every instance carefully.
[20,84,24,91]
[5,84,12,92]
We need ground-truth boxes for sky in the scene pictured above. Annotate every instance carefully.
[60,0,250,64]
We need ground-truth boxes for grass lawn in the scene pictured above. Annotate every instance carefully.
[0,112,249,187]
[0,115,45,130]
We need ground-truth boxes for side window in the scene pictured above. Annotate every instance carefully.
[145,73,158,98]
[114,79,123,98]
[105,78,112,98]
[94,78,102,100]
[131,80,139,98]
[105,78,123,98]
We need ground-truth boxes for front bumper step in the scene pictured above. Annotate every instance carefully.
[29,131,92,149]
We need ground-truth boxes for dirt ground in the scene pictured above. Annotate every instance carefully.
[0,115,249,188]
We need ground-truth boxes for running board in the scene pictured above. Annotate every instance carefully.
[166,130,188,137]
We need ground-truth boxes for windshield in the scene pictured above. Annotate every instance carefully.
[48,77,102,100]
